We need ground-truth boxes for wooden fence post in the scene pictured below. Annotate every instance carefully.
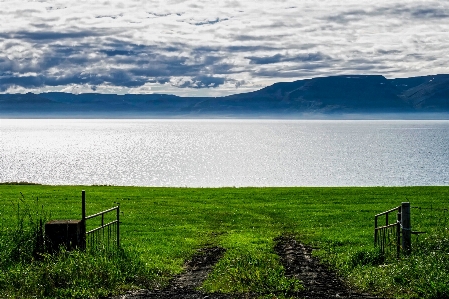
[401,202,411,255]
[396,207,401,258]
[117,204,120,248]
[374,215,378,246]
[81,190,86,250]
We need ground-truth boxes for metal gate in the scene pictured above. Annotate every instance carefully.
[374,202,411,259]
[81,190,120,251]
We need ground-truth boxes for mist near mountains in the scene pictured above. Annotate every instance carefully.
[1,75,449,118]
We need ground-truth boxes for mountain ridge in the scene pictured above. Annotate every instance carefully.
[1,74,449,118]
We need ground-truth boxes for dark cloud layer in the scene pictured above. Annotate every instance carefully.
[0,40,238,91]
[326,5,449,24]
[247,53,332,65]
[0,30,105,41]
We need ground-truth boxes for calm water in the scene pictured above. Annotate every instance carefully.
[1,119,448,187]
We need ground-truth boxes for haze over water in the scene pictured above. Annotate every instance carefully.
[1,119,448,187]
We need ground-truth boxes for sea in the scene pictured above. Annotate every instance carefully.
[1,119,448,187]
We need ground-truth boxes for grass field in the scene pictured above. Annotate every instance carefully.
[1,185,449,298]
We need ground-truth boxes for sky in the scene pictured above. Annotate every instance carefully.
[1,0,448,97]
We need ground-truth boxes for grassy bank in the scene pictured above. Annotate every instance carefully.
[1,185,448,298]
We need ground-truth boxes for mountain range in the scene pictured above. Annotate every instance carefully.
[1,74,449,118]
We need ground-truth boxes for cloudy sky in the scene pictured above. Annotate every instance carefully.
[1,0,448,96]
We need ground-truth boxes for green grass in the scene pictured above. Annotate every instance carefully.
[201,246,303,296]
[0,248,155,298]
[1,185,449,298]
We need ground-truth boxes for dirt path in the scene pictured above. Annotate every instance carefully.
[112,236,381,299]
[274,235,380,299]
[111,246,231,299]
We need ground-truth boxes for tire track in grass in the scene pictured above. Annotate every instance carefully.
[274,235,382,299]
[111,246,232,299]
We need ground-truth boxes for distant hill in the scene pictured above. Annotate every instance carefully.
[1,74,449,118]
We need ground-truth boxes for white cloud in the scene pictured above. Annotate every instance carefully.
[0,0,448,95]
